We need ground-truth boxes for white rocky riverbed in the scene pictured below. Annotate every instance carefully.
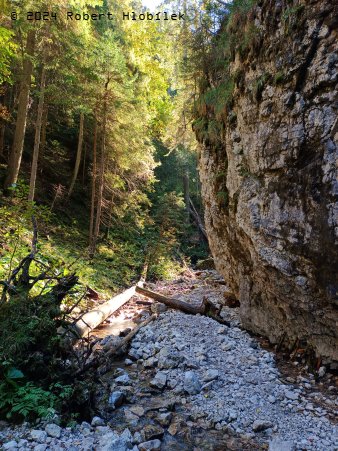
[0,271,337,450]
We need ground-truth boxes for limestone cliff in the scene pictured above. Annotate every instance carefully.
[195,0,338,365]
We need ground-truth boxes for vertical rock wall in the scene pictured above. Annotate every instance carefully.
[197,0,338,365]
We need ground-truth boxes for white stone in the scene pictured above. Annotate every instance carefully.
[45,423,61,439]
[3,441,18,450]
[30,430,47,443]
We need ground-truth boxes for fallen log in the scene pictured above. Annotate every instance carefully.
[136,286,230,326]
[189,197,208,241]
[105,314,157,359]
[76,314,157,376]
[70,282,144,339]
[135,286,206,314]
[66,260,149,340]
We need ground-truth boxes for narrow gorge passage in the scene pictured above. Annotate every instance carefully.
[1,270,337,450]
[0,0,337,449]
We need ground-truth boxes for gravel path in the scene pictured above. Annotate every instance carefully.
[131,309,337,450]
[1,271,337,450]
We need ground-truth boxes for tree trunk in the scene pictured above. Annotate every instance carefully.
[90,76,110,257]
[89,118,98,255]
[0,123,5,159]
[104,192,114,240]
[136,285,206,314]
[39,104,48,159]
[82,142,87,186]
[189,197,208,240]
[28,66,46,202]
[71,282,144,339]
[4,29,35,191]
[183,171,190,222]
[68,111,84,197]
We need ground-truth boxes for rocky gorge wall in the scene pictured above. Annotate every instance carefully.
[196,0,338,366]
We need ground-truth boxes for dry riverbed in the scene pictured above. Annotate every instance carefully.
[1,270,337,450]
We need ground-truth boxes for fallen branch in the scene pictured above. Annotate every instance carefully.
[75,314,157,376]
[105,314,157,359]
[189,198,208,240]
[136,286,206,314]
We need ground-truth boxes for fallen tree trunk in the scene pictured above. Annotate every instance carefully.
[189,198,208,240]
[136,286,230,326]
[105,314,157,359]
[75,314,157,376]
[135,286,206,314]
[71,282,144,339]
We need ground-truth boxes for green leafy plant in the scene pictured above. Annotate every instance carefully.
[253,73,270,101]
[0,382,56,421]
[274,71,285,85]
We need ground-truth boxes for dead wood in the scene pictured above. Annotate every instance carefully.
[69,283,144,339]
[136,286,231,326]
[75,314,157,376]
[135,286,206,314]
[105,314,157,359]
[68,261,149,340]
[86,286,100,300]
[189,198,208,240]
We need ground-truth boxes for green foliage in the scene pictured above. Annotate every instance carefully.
[200,78,235,118]
[253,72,270,101]
[193,0,258,152]
[149,140,208,269]
[0,26,16,84]
[281,5,305,23]
[0,380,56,421]
[0,363,73,422]
[147,191,186,281]
[274,71,285,85]
[237,162,251,178]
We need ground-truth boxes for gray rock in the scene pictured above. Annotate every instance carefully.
[284,390,299,401]
[98,428,132,451]
[142,424,164,441]
[197,0,338,370]
[96,426,111,433]
[81,421,91,429]
[33,445,47,451]
[318,366,326,378]
[45,423,61,439]
[151,303,168,314]
[115,374,130,385]
[128,348,141,360]
[133,431,143,445]
[203,369,219,382]
[30,430,47,443]
[269,439,295,450]
[252,420,273,432]
[150,371,167,389]
[3,441,18,450]
[108,391,124,409]
[143,357,158,369]
[91,416,105,427]
[184,371,202,394]
[139,439,162,451]
[156,411,172,427]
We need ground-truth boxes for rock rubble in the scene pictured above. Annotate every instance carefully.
[1,271,337,450]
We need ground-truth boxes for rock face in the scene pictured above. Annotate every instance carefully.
[197,0,338,364]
